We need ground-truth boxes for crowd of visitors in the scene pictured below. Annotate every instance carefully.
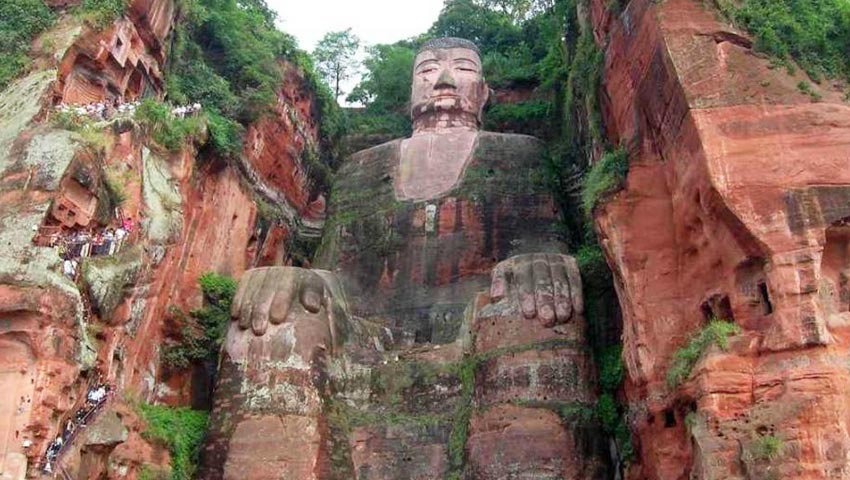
[45,217,135,280]
[53,99,202,122]
[41,378,112,474]
[53,100,140,122]
[172,102,202,118]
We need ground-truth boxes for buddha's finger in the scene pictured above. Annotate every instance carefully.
[549,254,572,324]
[251,271,279,335]
[564,256,584,317]
[516,258,536,319]
[269,271,296,325]
[490,260,509,302]
[300,271,325,314]
[239,269,268,330]
[533,256,556,327]
[231,270,253,319]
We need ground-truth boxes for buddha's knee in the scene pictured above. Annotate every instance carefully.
[225,266,350,371]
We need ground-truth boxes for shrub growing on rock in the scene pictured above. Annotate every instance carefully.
[718,0,850,83]
[78,0,128,28]
[582,147,628,215]
[135,100,206,152]
[137,403,209,480]
[666,319,741,388]
[161,273,236,370]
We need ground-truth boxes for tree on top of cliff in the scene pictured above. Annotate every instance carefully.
[474,0,554,23]
[313,29,361,101]
[430,0,521,55]
[165,0,343,160]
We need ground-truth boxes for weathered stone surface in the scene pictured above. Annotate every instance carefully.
[82,247,142,320]
[201,268,350,479]
[141,148,183,244]
[475,347,594,407]
[590,0,850,478]
[242,62,326,229]
[317,132,563,344]
[349,424,451,480]
[467,405,577,480]
[85,411,129,447]
[55,0,174,104]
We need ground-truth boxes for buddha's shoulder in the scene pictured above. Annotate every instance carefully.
[341,138,403,172]
[334,138,403,193]
[473,131,545,164]
[477,131,544,146]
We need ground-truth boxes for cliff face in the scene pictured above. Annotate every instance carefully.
[0,0,327,477]
[590,0,850,478]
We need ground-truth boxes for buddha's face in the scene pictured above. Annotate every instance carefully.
[410,47,489,127]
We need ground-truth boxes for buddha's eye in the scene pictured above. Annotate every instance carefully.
[419,67,437,74]
[456,66,477,73]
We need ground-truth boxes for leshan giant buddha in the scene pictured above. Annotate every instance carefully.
[316,37,567,343]
[200,38,607,479]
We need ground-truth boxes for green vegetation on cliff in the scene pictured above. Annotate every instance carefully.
[161,273,236,370]
[582,147,628,215]
[0,0,54,89]
[717,0,850,83]
[666,319,741,388]
[78,0,127,28]
[135,99,207,152]
[138,403,209,480]
[166,0,343,162]
[748,434,785,461]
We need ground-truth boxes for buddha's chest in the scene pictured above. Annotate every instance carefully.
[320,133,563,284]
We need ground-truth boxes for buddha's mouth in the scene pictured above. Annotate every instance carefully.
[430,93,460,101]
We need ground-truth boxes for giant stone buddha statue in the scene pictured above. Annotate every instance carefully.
[314,37,565,343]
[200,38,605,480]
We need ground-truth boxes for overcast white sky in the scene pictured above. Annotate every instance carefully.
[268,0,445,100]
[270,0,444,51]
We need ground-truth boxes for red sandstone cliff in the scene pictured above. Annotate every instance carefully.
[589,0,850,478]
[0,0,328,476]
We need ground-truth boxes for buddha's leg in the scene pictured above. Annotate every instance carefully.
[466,254,606,479]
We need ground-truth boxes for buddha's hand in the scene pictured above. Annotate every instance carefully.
[489,253,584,327]
[230,267,343,336]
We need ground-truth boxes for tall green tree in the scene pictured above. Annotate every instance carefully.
[429,0,520,53]
[313,29,361,100]
[347,42,416,113]
[474,0,554,23]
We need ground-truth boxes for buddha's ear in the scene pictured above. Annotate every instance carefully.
[477,81,492,125]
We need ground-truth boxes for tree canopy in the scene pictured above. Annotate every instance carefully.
[313,29,361,100]
[0,0,54,88]
[166,0,343,159]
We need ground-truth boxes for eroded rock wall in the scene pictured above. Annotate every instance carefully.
[0,0,328,476]
[590,0,850,478]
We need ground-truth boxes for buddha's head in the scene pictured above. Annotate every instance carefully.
[410,37,489,133]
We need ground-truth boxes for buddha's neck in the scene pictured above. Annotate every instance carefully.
[412,112,479,135]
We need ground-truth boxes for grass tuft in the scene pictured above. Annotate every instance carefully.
[667,319,741,388]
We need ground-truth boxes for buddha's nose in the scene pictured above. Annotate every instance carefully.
[434,68,457,90]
